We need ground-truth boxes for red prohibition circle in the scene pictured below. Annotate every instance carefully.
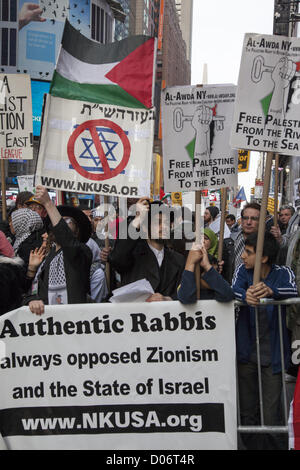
[67,119,131,181]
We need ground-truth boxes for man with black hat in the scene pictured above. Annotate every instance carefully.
[24,186,92,315]
[108,197,185,301]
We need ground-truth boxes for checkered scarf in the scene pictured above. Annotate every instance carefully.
[12,209,43,254]
[234,231,245,273]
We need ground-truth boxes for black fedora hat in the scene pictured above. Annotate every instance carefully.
[45,205,92,243]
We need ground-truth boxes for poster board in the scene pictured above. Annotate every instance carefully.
[0,301,237,450]
[0,74,33,160]
[161,85,238,192]
[231,33,300,156]
[35,95,154,197]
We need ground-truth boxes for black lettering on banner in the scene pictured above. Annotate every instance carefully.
[0,403,225,436]
[39,177,138,196]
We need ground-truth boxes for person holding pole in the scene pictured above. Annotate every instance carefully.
[108,198,185,301]
[177,243,234,304]
[232,231,298,450]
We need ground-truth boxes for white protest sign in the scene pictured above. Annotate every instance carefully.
[161,85,238,192]
[0,301,237,450]
[35,95,154,198]
[0,74,33,160]
[17,175,35,193]
[293,178,300,210]
[231,33,300,155]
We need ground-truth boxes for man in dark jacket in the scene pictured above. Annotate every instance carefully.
[109,198,185,301]
[232,231,298,450]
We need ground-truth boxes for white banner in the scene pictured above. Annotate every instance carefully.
[0,74,33,160]
[231,33,300,156]
[161,85,238,192]
[35,95,154,197]
[0,301,237,450]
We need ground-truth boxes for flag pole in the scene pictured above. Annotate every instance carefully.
[253,151,273,285]
[104,195,110,292]
[218,187,227,262]
[195,190,202,299]
[1,160,7,221]
[274,153,279,227]
[194,69,209,299]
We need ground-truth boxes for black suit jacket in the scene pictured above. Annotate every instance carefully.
[109,236,185,300]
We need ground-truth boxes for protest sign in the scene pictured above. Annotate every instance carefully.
[35,95,154,197]
[17,175,35,193]
[294,178,300,210]
[0,301,237,450]
[0,74,33,160]
[161,85,238,192]
[231,33,300,155]
[238,150,250,172]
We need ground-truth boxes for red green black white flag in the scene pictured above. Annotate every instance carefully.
[50,19,157,109]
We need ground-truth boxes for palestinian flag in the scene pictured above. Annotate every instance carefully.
[50,19,157,109]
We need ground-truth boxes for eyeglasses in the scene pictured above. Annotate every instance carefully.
[241,216,259,222]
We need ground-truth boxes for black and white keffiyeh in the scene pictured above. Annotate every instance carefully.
[32,249,68,305]
[12,208,43,253]
[234,231,246,273]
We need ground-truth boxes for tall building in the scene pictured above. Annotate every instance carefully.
[129,0,157,36]
[160,0,191,87]
[175,0,193,63]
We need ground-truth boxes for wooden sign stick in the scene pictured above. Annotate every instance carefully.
[253,151,273,285]
[273,153,279,227]
[218,187,227,262]
[195,190,202,299]
[1,160,7,221]
[104,195,110,292]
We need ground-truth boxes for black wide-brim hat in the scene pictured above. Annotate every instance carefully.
[45,205,92,243]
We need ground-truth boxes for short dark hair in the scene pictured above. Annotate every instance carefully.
[146,201,174,238]
[241,202,261,218]
[279,205,295,216]
[245,231,279,265]
[15,191,34,207]
[226,214,236,222]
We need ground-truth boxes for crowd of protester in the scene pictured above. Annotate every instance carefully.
[1,186,300,450]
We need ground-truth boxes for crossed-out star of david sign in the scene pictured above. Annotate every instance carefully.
[67,119,131,181]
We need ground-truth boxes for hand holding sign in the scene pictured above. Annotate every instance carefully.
[35,185,51,207]
[132,197,150,230]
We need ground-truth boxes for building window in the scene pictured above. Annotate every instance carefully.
[91,0,113,44]
[1,0,17,68]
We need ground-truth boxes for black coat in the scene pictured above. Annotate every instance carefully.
[24,219,92,305]
[0,256,30,315]
[109,236,186,300]
[16,228,45,268]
